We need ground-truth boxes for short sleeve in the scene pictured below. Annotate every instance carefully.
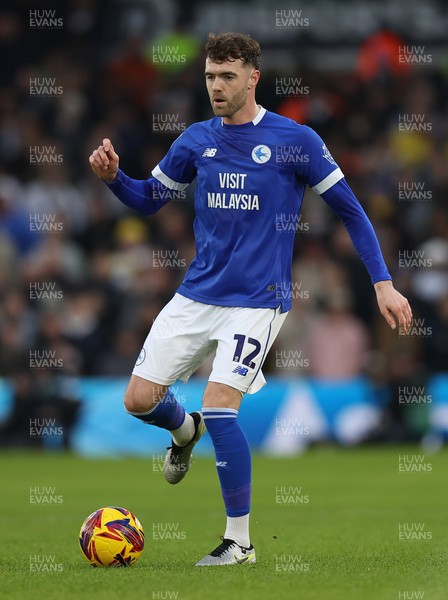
[152,129,197,191]
[295,126,344,195]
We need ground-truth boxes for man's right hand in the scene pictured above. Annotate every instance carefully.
[89,138,119,183]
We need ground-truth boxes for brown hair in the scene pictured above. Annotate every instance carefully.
[205,32,261,70]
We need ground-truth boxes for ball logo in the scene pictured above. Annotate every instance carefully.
[251,145,271,164]
[135,348,146,366]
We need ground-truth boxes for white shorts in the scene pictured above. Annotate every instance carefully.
[133,293,288,395]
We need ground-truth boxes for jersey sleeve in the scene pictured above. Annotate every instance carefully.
[152,129,197,190]
[322,178,392,284]
[105,170,176,216]
[296,126,344,195]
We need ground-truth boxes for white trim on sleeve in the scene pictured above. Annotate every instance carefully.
[151,165,189,191]
[312,168,344,195]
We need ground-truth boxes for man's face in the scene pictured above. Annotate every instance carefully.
[205,57,257,118]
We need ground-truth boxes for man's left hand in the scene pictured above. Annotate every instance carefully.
[374,280,412,334]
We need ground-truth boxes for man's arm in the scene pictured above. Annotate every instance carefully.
[321,178,412,332]
[89,138,172,215]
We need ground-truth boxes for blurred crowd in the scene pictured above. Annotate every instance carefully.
[0,0,447,442]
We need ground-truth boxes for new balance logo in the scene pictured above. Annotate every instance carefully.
[232,366,248,376]
[202,147,217,157]
[216,461,227,467]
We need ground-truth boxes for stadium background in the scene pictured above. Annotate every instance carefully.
[0,0,447,453]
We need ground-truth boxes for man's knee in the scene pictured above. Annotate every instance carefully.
[124,377,168,413]
[202,382,243,410]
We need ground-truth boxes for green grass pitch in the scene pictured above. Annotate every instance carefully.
[2,447,447,600]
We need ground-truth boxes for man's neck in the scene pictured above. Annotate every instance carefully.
[222,102,260,125]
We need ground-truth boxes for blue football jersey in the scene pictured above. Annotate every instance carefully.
[151,107,344,312]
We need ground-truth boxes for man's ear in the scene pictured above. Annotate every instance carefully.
[248,69,260,89]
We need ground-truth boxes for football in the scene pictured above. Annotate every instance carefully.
[79,506,145,567]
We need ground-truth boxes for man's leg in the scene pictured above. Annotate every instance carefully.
[196,382,255,566]
[127,295,218,483]
[124,376,195,444]
[195,305,288,565]
[124,375,205,483]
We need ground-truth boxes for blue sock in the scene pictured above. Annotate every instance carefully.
[203,408,251,517]
[127,389,185,430]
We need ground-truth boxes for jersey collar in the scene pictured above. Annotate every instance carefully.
[252,105,266,125]
[221,105,266,129]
